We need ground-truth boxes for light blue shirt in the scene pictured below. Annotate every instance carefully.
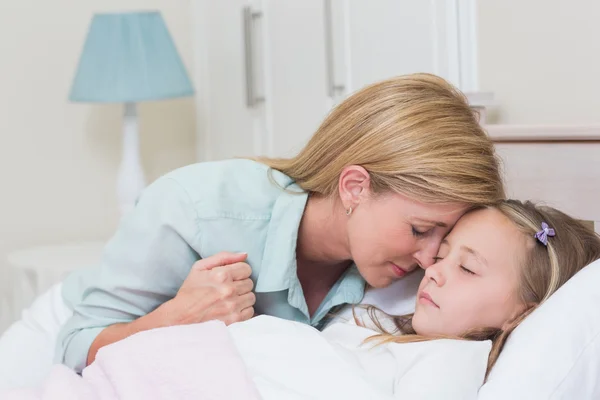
[56,159,366,372]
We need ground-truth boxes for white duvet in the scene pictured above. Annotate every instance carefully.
[231,315,491,399]
[3,315,490,400]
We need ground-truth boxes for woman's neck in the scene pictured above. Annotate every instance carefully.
[295,195,353,316]
[296,194,352,269]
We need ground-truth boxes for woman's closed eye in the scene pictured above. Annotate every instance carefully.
[412,226,431,237]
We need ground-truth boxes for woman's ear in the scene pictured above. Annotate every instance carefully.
[338,165,371,210]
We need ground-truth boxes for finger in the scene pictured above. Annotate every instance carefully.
[193,252,248,271]
[233,278,254,295]
[207,262,251,285]
[237,291,256,310]
[223,306,255,326]
[224,262,252,281]
[239,306,254,321]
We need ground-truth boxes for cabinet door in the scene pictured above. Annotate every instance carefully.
[261,0,331,158]
[195,0,266,161]
[332,0,459,98]
[192,0,470,161]
[261,0,463,158]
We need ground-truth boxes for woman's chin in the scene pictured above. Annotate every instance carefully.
[359,265,406,289]
[364,274,395,289]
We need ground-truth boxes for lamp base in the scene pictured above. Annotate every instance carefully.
[117,103,146,217]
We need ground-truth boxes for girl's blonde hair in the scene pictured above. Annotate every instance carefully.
[360,200,600,378]
[255,73,505,205]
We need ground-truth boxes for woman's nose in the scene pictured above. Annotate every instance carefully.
[415,239,441,270]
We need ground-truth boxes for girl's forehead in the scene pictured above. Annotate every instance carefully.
[450,208,526,270]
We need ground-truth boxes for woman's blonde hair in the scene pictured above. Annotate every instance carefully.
[360,200,600,378]
[255,73,505,205]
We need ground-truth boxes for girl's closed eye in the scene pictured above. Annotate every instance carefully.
[432,256,475,275]
[460,265,476,275]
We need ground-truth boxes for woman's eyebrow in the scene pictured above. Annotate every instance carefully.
[413,218,448,228]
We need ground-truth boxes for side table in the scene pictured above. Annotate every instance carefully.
[5,241,105,322]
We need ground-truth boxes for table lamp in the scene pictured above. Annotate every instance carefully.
[69,11,194,216]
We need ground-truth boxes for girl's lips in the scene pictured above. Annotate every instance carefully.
[418,291,440,308]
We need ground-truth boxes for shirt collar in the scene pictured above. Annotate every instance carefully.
[293,264,366,323]
[255,170,308,293]
[254,170,366,320]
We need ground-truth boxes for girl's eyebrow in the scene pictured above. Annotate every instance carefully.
[441,239,489,267]
[461,245,489,268]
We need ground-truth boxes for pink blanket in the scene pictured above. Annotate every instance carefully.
[3,321,261,400]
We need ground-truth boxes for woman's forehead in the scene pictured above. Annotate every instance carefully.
[388,193,468,223]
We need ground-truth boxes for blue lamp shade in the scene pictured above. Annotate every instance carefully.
[69,11,194,103]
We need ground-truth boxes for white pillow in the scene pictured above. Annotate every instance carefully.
[478,258,600,399]
[347,260,600,399]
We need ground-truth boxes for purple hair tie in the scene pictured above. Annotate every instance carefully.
[534,222,555,246]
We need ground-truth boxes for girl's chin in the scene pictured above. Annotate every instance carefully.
[411,313,440,336]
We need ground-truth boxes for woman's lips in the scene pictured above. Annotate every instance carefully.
[390,262,408,278]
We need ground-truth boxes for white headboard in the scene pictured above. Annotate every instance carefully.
[486,125,600,233]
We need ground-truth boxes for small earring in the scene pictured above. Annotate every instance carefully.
[346,206,353,216]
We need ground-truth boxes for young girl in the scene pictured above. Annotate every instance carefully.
[362,199,600,378]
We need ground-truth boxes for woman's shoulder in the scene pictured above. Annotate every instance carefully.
[159,159,300,218]
[166,159,268,180]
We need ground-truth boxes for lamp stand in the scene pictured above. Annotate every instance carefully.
[116,102,146,216]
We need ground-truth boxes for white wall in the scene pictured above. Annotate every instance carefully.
[477,0,600,124]
[0,0,196,329]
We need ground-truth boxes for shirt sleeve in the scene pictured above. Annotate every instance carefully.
[55,176,202,373]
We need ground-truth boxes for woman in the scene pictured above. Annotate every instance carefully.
[0,73,505,384]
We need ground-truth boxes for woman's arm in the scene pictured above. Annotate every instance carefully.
[56,176,254,372]
[85,252,255,366]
